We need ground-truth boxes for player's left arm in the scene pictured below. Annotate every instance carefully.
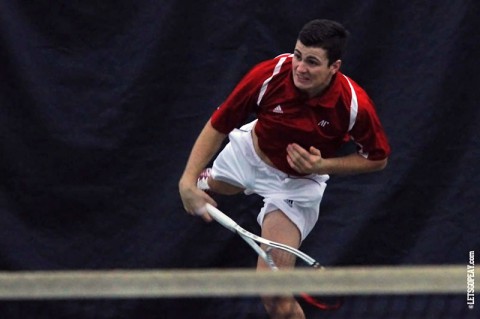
[287,98,390,175]
[286,144,387,175]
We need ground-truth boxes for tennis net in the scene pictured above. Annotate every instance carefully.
[0,265,475,318]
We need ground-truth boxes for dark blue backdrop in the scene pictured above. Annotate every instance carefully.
[0,0,478,318]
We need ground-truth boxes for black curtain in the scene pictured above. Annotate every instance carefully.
[0,1,478,318]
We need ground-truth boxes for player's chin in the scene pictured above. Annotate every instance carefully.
[293,79,312,92]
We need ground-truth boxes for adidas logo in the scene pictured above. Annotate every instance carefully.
[273,105,283,113]
[284,199,294,207]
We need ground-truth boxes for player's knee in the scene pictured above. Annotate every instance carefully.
[261,296,305,319]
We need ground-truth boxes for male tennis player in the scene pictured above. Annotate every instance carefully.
[179,19,390,318]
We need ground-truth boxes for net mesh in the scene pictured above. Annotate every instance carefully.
[0,265,476,319]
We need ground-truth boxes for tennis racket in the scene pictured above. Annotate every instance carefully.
[205,203,343,311]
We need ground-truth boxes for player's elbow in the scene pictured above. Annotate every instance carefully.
[373,157,388,171]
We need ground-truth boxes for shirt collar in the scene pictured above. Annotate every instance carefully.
[308,73,342,108]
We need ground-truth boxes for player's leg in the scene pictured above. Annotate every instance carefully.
[258,209,305,319]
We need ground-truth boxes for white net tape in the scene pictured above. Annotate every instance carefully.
[0,265,465,299]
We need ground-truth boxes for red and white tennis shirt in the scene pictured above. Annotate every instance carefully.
[211,53,391,176]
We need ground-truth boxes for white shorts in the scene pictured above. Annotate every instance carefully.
[211,121,329,240]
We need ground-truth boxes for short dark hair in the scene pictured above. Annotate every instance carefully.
[297,19,349,65]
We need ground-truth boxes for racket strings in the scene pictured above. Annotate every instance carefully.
[263,246,297,270]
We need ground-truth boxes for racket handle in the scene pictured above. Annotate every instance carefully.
[205,203,238,232]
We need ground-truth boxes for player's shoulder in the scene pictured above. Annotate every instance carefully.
[272,53,294,70]
[337,72,372,105]
[337,73,363,91]
[246,53,293,83]
[274,53,294,60]
[252,53,293,71]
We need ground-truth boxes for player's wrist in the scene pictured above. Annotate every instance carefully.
[178,174,197,192]
[314,158,333,175]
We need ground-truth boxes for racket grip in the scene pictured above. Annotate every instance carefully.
[205,203,238,232]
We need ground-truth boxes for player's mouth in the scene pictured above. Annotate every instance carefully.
[295,73,310,85]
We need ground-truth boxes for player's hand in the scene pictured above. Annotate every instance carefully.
[286,143,326,175]
[178,181,216,222]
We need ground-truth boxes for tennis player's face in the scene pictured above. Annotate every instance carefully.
[292,40,341,97]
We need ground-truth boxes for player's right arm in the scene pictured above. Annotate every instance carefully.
[179,58,276,218]
[178,120,227,220]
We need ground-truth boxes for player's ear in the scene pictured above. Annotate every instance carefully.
[330,60,341,74]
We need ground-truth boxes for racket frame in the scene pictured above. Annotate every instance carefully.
[205,203,343,311]
[205,204,322,269]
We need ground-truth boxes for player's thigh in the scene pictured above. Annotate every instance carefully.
[208,178,244,195]
[261,209,301,247]
[259,209,302,269]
